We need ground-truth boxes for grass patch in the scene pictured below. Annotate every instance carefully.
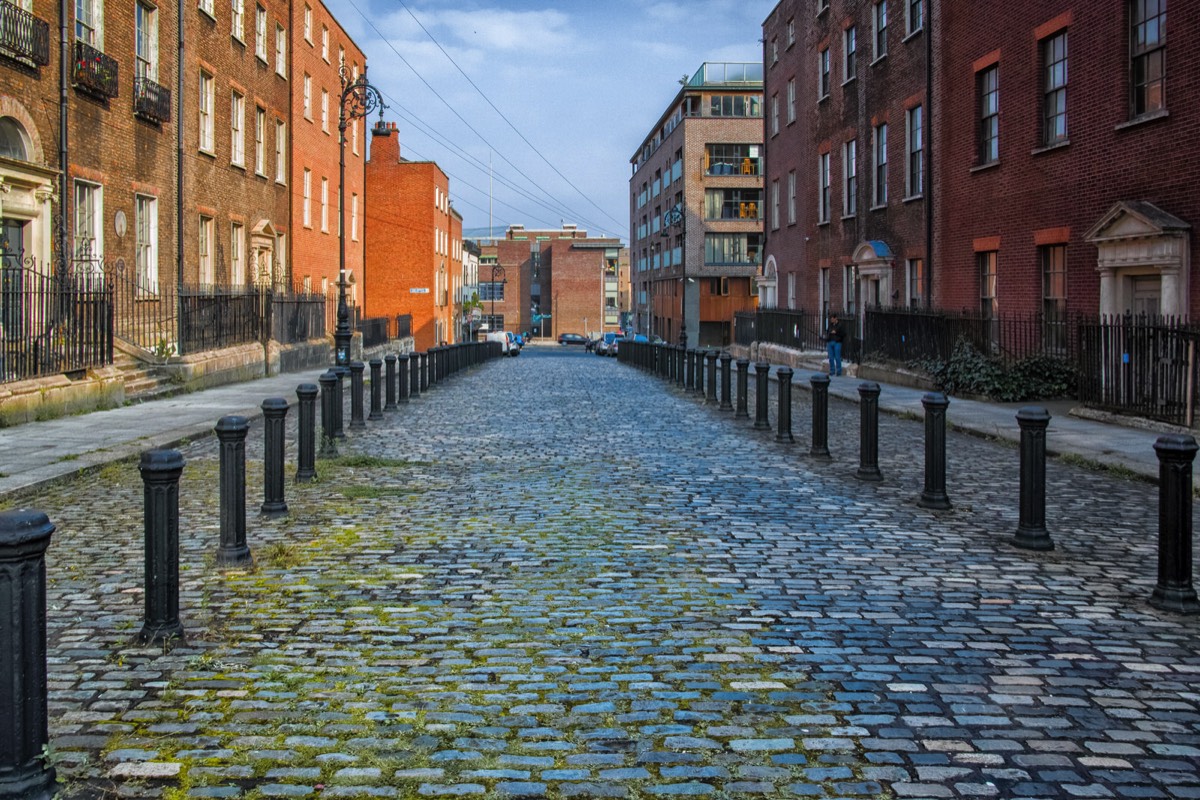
[258,541,305,569]
[323,454,431,469]
[1057,452,1152,485]
[337,485,418,500]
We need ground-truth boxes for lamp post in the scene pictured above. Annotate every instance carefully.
[662,203,687,347]
[490,264,506,332]
[334,64,385,367]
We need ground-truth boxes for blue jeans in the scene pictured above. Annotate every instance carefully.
[827,341,842,376]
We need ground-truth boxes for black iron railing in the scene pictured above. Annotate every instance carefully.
[863,307,1080,366]
[178,286,265,353]
[734,311,755,346]
[357,316,390,348]
[133,76,171,123]
[73,39,118,98]
[104,259,178,356]
[756,307,860,362]
[0,262,112,383]
[0,0,50,66]
[395,314,412,339]
[271,290,325,345]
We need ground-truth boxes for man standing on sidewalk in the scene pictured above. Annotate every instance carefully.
[825,313,845,377]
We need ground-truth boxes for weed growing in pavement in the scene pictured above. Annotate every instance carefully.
[1057,452,1151,485]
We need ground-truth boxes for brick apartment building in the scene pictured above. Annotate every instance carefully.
[183,0,291,287]
[290,0,366,303]
[629,62,763,349]
[542,234,625,339]
[762,0,930,322]
[764,0,1198,323]
[449,206,463,342]
[363,120,456,350]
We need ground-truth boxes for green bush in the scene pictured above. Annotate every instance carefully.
[911,337,1076,402]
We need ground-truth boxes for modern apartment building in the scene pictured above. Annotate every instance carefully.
[629,62,763,349]
[761,0,930,321]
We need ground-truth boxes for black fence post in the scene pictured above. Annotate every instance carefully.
[694,350,705,393]
[332,366,346,439]
[349,361,366,430]
[1011,407,1052,550]
[0,509,56,800]
[319,370,338,457]
[918,393,952,510]
[384,354,398,411]
[138,449,185,646]
[215,415,253,567]
[735,358,749,418]
[421,352,430,392]
[719,352,733,411]
[1150,435,1200,614]
[260,398,289,515]
[754,361,771,431]
[809,374,831,460]
[410,353,421,398]
[776,366,795,443]
[706,351,718,404]
[368,359,383,421]
[296,383,317,482]
[685,349,695,390]
[399,353,411,403]
[856,382,882,481]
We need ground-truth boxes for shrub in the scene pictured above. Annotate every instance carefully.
[911,337,1076,402]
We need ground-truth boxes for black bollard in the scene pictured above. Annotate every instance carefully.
[138,449,186,646]
[706,351,718,404]
[369,359,383,420]
[735,358,750,418]
[318,370,338,458]
[384,354,398,411]
[671,346,681,386]
[215,416,253,566]
[918,393,952,510]
[410,352,421,398]
[421,352,429,392]
[1011,407,1052,550]
[399,353,411,403]
[260,398,289,515]
[295,383,317,482]
[810,374,832,460]
[332,366,346,439]
[754,361,771,430]
[694,349,705,393]
[1150,435,1200,614]
[0,509,56,800]
[856,382,883,481]
[349,361,366,430]
[719,352,733,411]
[685,348,695,390]
[776,366,795,443]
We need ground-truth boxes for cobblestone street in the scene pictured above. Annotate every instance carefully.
[18,346,1200,799]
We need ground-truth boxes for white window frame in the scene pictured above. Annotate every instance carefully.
[302,73,311,119]
[873,0,888,62]
[787,78,796,123]
[230,221,245,284]
[771,179,780,230]
[787,170,796,225]
[906,0,923,37]
[351,193,358,241]
[274,120,286,183]
[786,17,795,47]
[872,123,888,207]
[320,176,328,232]
[302,168,311,227]
[321,25,329,61]
[321,89,329,132]
[198,71,214,153]
[771,94,779,136]
[844,25,857,83]
[302,3,311,43]
[906,258,924,307]
[906,105,923,197]
[197,215,214,285]
[254,106,266,175]
[254,4,266,61]
[352,118,358,155]
[818,152,831,224]
[75,0,102,46]
[843,139,857,217]
[230,91,245,166]
[230,0,243,41]
[74,180,103,264]
[135,194,158,291]
[198,0,213,19]
[135,0,157,81]
[843,265,856,317]
[275,23,286,77]
[818,48,830,98]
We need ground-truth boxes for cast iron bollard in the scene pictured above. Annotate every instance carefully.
[138,449,186,646]
[332,366,346,439]
[856,382,883,481]
[260,398,289,515]
[753,361,771,430]
[685,348,695,390]
[719,352,733,411]
[0,509,56,800]
[318,370,338,457]
[735,358,750,418]
[918,393,952,509]
[1011,407,1052,550]
[1150,435,1200,614]
[775,366,795,443]
[295,383,317,483]
[399,353,411,403]
[694,350,705,393]
[410,352,421,398]
[215,416,253,567]
[705,351,718,403]
[349,361,366,430]
[421,352,430,392]
[384,354,398,411]
[810,374,832,460]
[369,359,383,420]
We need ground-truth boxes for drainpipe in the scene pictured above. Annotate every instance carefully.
[924,0,934,309]
[59,0,68,267]
[176,0,185,350]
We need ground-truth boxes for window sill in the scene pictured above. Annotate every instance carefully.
[842,213,856,221]
[1031,139,1069,156]
[903,193,923,204]
[869,203,888,212]
[816,5,829,17]
[232,34,245,47]
[842,76,856,87]
[255,170,267,179]
[818,93,829,104]
[870,54,887,67]
[304,36,313,46]
[230,161,246,171]
[1115,108,1169,131]
[198,147,216,159]
[198,7,216,22]
[817,219,831,227]
[970,160,1000,174]
[902,28,923,43]
[256,53,268,65]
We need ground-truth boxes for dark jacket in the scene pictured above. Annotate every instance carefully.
[826,319,845,344]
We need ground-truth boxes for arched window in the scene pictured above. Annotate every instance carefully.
[0,117,29,161]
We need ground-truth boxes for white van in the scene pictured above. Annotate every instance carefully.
[485,331,519,356]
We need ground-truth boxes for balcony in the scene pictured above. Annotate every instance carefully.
[73,39,118,99]
[133,76,171,123]
[0,0,49,66]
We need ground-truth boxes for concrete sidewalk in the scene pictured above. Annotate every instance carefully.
[0,352,1186,500]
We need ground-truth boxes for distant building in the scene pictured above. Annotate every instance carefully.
[629,62,763,348]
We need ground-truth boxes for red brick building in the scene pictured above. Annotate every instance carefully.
[290,0,366,302]
[936,0,1198,320]
[762,0,930,322]
[364,121,454,350]
[543,235,625,339]
[184,0,291,287]
[630,62,763,349]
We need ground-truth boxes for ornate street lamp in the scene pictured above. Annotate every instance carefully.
[334,64,385,367]
[662,203,687,347]
[490,264,506,332]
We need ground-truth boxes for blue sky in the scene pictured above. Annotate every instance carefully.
[322,0,778,242]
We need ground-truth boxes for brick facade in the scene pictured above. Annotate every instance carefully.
[544,237,624,339]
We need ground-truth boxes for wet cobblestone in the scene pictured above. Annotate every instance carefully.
[10,346,1199,799]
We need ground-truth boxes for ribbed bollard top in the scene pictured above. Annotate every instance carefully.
[0,508,55,554]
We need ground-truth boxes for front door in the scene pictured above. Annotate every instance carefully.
[1132,276,1161,317]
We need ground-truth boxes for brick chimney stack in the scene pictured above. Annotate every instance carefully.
[371,120,400,163]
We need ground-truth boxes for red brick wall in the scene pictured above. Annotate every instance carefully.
[545,240,622,338]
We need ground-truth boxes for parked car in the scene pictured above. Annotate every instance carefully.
[607,336,626,357]
[558,332,588,345]
[485,331,515,356]
[505,332,522,355]
[595,332,619,356]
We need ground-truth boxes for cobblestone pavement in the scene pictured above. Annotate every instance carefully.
[16,346,1200,799]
